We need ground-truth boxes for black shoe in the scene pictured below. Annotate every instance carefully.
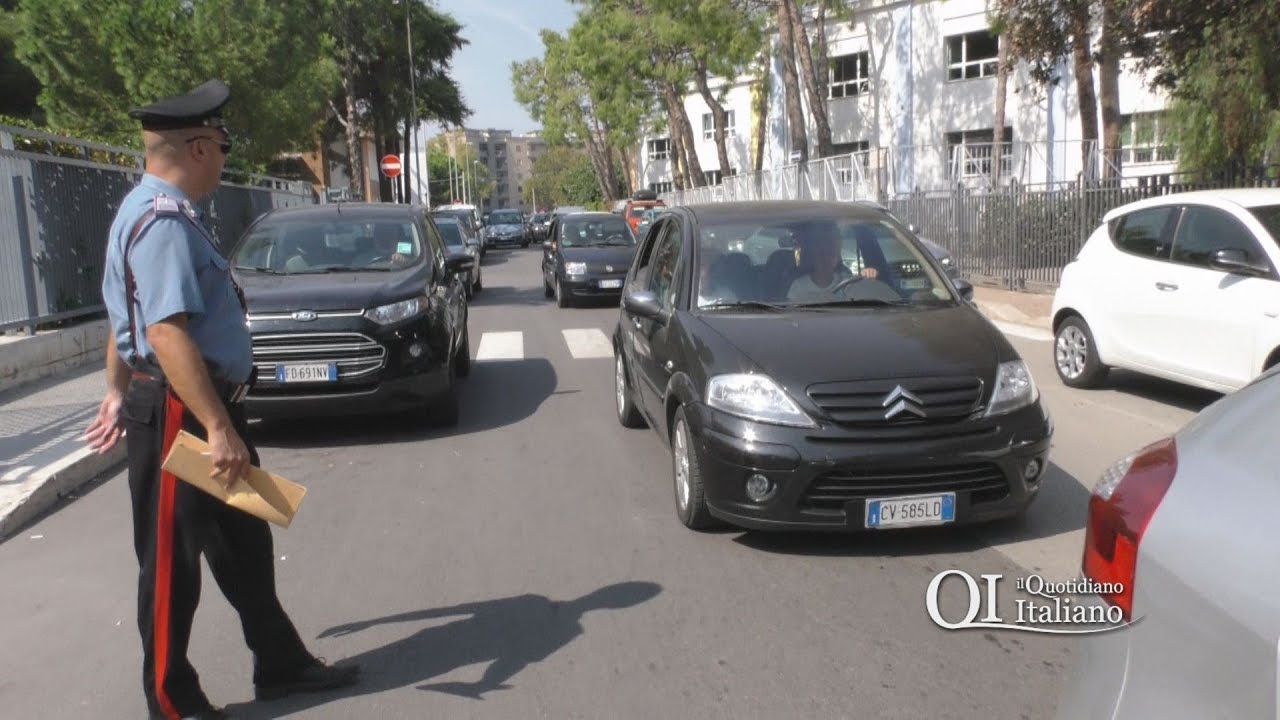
[254,657,360,701]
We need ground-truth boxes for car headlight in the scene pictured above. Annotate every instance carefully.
[564,261,587,276]
[706,373,816,428]
[365,295,428,325]
[985,360,1039,417]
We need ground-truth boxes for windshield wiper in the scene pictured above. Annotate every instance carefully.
[798,298,913,308]
[234,265,284,275]
[700,300,789,312]
[317,265,393,273]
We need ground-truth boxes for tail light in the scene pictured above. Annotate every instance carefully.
[1082,436,1178,620]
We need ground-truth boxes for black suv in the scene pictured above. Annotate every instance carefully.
[229,203,474,425]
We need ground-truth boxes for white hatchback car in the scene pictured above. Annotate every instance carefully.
[1051,189,1280,393]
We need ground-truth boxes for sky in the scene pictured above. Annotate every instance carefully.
[432,0,580,136]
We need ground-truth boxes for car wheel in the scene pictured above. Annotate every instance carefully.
[1054,315,1108,388]
[544,275,554,298]
[455,326,471,378]
[615,351,645,428]
[671,407,716,531]
[556,277,571,308]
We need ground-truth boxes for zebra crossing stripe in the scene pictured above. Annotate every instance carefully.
[562,328,613,359]
[476,331,524,361]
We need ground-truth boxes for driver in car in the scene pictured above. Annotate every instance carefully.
[363,224,412,267]
[787,223,881,302]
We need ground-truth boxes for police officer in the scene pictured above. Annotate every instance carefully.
[83,80,359,720]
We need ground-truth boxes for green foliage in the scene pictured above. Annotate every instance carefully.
[1165,22,1280,175]
[0,0,40,119]
[14,0,340,166]
[523,145,602,208]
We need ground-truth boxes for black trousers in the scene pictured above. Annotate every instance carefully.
[122,376,311,718]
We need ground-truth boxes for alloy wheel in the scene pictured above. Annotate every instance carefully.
[1055,325,1088,379]
[673,419,691,511]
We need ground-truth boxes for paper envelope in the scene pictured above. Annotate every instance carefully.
[161,430,306,528]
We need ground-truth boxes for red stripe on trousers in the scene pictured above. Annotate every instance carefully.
[154,391,185,720]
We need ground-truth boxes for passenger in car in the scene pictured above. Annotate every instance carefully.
[697,244,740,306]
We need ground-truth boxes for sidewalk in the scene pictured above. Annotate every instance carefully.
[971,286,1055,341]
[0,365,124,541]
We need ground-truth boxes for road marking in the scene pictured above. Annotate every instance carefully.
[562,328,612,359]
[991,320,1054,343]
[476,331,524,361]
[1,466,35,483]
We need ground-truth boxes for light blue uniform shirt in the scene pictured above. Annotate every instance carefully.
[102,175,252,383]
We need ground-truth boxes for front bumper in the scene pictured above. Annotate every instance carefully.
[242,314,453,420]
[486,233,526,247]
[561,272,628,298]
[686,401,1053,531]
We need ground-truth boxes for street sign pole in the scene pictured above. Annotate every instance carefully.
[381,154,403,203]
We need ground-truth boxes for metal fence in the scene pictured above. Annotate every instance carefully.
[1,126,315,334]
[662,154,1280,291]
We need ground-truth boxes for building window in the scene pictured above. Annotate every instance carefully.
[648,181,673,194]
[946,128,1013,178]
[829,53,870,98]
[648,138,670,161]
[1121,112,1176,164]
[947,31,1000,81]
[701,111,736,140]
[832,141,871,183]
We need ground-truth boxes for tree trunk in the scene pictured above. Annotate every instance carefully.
[752,50,769,173]
[775,0,809,162]
[618,145,635,197]
[1068,1,1100,179]
[665,82,706,186]
[693,58,733,183]
[787,0,833,158]
[670,125,686,191]
[583,115,617,202]
[992,36,1011,184]
[341,64,362,197]
[1097,2,1123,181]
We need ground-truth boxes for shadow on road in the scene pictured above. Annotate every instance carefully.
[1100,369,1222,414]
[467,286,550,308]
[730,461,1090,558]
[250,358,558,448]
[226,581,662,717]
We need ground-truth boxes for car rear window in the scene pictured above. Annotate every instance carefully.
[435,220,465,248]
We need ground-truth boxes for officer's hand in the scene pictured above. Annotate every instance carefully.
[861,267,880,280]
[208,425,251,490]
[84,391,125,454]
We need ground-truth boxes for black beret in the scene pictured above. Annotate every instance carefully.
[128,79,230,131]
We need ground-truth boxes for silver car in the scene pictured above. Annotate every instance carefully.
[1055,364,1280,719]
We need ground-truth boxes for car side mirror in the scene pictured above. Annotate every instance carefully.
[1210,248,1270,277]
[445,251,475,274]
[623,290,663,320]
[953,278,975,302]
[543,240,555,250]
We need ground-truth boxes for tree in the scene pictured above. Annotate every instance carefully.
[330,0,469,198]
[785,0,833,159]
[15,0,339,167]
[773,0,809,162]
[0,0,39,120]
[522,145,602,208]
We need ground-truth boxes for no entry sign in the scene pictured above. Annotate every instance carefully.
[380,154,402,178]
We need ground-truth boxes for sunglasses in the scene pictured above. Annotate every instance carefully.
[186,133,232,155]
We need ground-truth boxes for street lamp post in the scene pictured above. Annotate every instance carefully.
[401,0,427,207]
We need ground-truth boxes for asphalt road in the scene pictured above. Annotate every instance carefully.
[0,248,1223,719]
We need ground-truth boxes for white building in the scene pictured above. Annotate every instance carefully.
[640,0,1178,200]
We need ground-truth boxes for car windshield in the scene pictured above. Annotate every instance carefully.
[1248,205,1280,249]
[232,217,423,274]
[490,210,522,225]
[435,220,466,249]
[629,207,649,218]
[560,217,636,247]
[533,213,548,223]
[694,214,955,310]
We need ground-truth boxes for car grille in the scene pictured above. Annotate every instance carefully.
[807,376,985,427]
[800,463,1009,513]
[251,333,386,386]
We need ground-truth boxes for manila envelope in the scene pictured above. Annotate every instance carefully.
[161,430,306,528]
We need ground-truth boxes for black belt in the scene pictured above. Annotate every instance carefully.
[131,365,253,405]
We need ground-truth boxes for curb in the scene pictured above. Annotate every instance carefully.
[0,444,126,542]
